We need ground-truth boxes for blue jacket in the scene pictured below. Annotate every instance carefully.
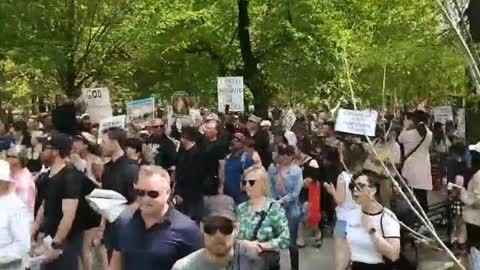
[268,164,303,218]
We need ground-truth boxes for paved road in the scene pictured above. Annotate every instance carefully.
[281,237,462,270]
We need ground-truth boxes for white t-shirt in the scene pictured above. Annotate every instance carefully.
[335,172,358,220]
[347,207,400,264]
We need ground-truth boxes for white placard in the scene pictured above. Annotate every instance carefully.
[98,115,126,143]
[335,109,378,136]
[189,108,202,126]
[82,87,113,123]
[433,106,453,124]
[127,98,155,124]
[217,77,244,112]
[282,109,297,131]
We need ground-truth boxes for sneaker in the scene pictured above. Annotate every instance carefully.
[296,237,305,248]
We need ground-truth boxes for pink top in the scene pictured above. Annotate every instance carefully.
[12,168,36,214]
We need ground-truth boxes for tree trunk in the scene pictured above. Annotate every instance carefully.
[60,0,79,98]
[237,0,269,118]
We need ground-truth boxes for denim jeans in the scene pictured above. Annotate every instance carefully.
[286,208,300,270]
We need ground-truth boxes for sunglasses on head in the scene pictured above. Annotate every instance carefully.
[135,189,163,199]
[241,179,256,187]
[204,218,235,235]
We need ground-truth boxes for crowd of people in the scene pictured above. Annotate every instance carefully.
[0,104,479,270]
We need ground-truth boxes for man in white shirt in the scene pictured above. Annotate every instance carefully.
[0,159,31,270]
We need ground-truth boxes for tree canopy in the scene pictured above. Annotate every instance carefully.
[0,0,475,115]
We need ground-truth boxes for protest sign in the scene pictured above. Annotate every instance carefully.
[98,115,126,143]
[127,98,155,125]
[282,109,297,131]
[217,77,244,112]
[189,108,202,127]
[433,106,453,124]
[334,109,378,136]
[82,87,113,123]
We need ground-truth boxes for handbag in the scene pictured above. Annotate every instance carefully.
[251,203,280,270]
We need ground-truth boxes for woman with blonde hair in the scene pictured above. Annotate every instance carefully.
[236,165,290,270]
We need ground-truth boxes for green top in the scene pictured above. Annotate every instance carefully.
[235,198,290,250]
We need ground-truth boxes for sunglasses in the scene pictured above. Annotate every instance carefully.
[204,219,235,235]
[348,182,373,192]
[242,179,256,187]
[135,189,163,199]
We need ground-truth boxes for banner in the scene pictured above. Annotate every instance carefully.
[334,109,378,137]
[127,98,155,125]
[282,109,297,131]
[98,115,126,143]
[433,106,454,124]
[189,109,202,127]
[82,87,113,123]
[217,77,244,112]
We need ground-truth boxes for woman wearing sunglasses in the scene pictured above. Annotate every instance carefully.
[268,145,303,270]
[347,173,401,270]
[235,165,290,270]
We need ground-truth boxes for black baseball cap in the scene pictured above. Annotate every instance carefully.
[44,133,73,151]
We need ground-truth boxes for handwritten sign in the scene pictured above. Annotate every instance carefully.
[282,109,297,131]
[433,106,453,124]
[98,115,126,143]
[335,109,378,136]
[82,87,113,123]
[218,77,244,112]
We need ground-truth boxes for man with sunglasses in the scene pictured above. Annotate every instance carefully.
[110,165,203,270]
[145,118,177,170]
[172,196,262,270]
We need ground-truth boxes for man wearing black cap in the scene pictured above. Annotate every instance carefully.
[172,196,262,270]
[31,133,85,270]
[174,126,206,223]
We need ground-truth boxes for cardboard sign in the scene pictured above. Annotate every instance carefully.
[82,87,113,123]
[127,98,155,124]
[433,106,453,124]
[217,77,244,112]
[282,109,297,131]
[98,115,126,143]
[335,109,378,136]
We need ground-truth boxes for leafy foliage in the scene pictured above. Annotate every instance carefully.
[0,0,472,111]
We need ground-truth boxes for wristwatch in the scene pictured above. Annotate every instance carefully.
[368,228,377,235]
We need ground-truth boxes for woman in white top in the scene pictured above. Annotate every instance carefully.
[347,173,401,270]
[398,110,432,212]
[324,137,369,270]
[460,148,480,255]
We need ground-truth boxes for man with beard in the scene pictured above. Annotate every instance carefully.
[172,196,262,270]
[144,118,177,170]
[99,127,139,256]
[31,133,85,270]
[110,166,203,270]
